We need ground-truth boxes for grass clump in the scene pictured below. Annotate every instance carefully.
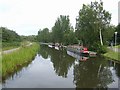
[103,49,120,61]
[2,43,39,79]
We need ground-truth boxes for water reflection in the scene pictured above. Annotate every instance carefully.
[2,45,120,88]
[38,45,49,59]
[38,45,75,78]
[115,63,120,77]
[2,59,33,82]
[67,50,89,61]
[73,57,114,88]
[38,45,120,88]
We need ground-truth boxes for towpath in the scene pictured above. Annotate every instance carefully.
[2,43,32,54]
[108,46,120,53]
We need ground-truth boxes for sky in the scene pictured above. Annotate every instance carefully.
[118,1,120,23]
[0,0,119,36]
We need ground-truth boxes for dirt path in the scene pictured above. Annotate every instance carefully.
[108,47,120,53]
[2,47,20,54]
[2,43,33,54]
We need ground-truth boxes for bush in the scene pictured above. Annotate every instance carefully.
[97,45,107,54]
[89,42,107,54]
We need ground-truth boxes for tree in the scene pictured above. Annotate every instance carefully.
[21,35,37,42]
[76,0,111,52]
[64,28,78,45]
[52,15,71,45]
[1,27,21,42]
[37,28,49,43]
[102,25,115,45]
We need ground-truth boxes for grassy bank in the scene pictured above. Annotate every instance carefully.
[2,42,39,78]
[2,42,21,51]
[2,41,31,51]
[103,49,120,61]
[0,55,2,82]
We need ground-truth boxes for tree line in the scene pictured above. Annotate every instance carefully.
[1,27,21,42]
[1,1,120,53]
[1,27,37,48]
[0,27,37,43]
[37,15,78,45]
[37,0,120,53]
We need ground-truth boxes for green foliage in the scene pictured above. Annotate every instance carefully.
[102,25,115,45]
[2,42,21,50]
[21,35,37,42]
[97,45,107,54]
[1,27,21,50]
[2,42,20,48]
[104,49,119,61]
[63,30,78,45]
[37,15,77,45]
[36,1,115,54]
[2,43,39,78]
[37,28,50,43]
[1,27,21,42]
[89,42,107,54]
[75,0,111,52]
[52,15,71,44]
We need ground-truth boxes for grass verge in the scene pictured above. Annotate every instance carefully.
[2,41,30,51]
[103,49,120,61]
[2,42,21,51]
[2,42,39,79]
[114,45,120,49]
[2,46,19,51]
[0,55,2,83]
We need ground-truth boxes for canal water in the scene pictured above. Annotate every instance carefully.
[2,45,120,88]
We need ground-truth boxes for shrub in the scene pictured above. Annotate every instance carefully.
[89,42,107,54]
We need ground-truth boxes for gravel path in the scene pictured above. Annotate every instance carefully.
[108,47,120,53]
[2,43,33,54]
[2,47,20,54]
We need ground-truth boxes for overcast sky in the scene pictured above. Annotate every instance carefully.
[0,0,119,36]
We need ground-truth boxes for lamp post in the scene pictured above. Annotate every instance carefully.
[115,32,118,46]
[115,32,118,52]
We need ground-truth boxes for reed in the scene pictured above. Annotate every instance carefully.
[2,43,39,79]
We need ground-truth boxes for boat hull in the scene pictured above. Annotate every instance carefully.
[67,48,89,56]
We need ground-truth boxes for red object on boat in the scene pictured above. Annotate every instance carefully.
[84,48,88,51]
[83,47,89,53]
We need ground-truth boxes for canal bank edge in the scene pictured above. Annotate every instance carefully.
[2,42,39,79]
[103,49,120,63]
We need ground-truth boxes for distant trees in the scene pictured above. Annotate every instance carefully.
[106,24,120,45]
[63,28,78,45]
[37,28,50,43]
[102,25,115,45]
[37,15,78,45]
[52,15,71,45]
[21,35,37,42]
[1,27,21,42]
[1,27,21,48]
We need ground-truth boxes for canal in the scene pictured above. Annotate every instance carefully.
[2,45,120,88]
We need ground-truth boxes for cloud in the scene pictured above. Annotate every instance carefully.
[0,0,119,35]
